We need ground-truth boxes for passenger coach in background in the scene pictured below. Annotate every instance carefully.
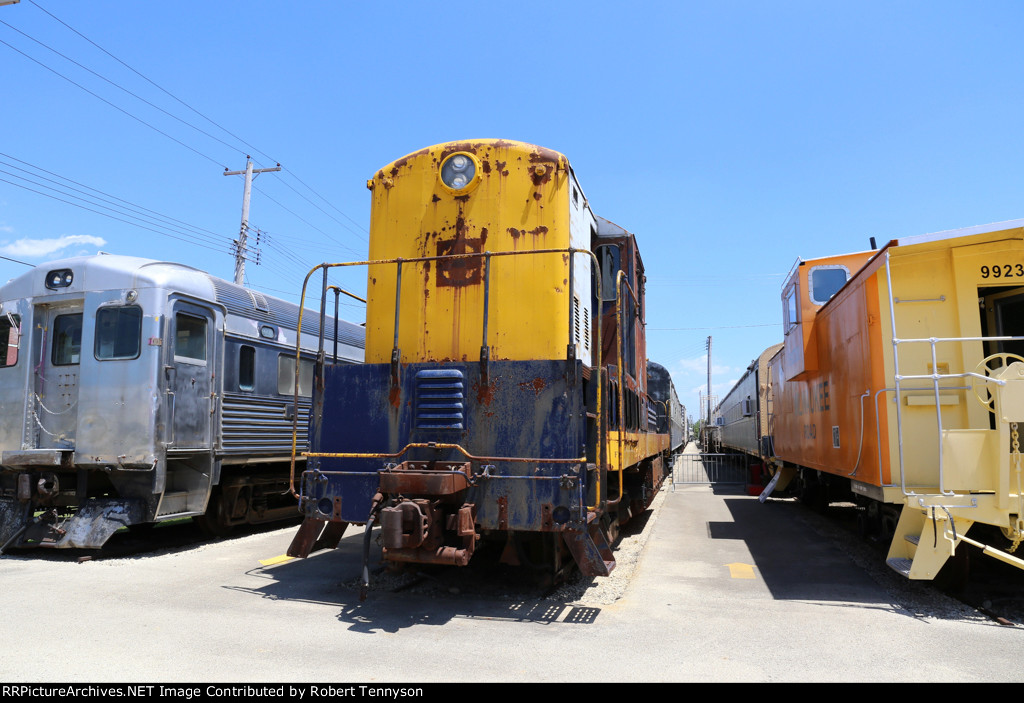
[721,219,1024,582]
[0,254,364,550]
[648,360,686,454]
[288,139,682,587]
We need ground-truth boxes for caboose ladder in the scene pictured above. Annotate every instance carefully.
[886,507,970,579]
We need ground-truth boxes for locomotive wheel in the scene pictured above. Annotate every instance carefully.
[972,353,1024,412]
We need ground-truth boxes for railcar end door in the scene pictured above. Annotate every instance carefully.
[166,302,215,450]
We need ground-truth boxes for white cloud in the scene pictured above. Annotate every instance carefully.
[675,355,734,377]
[0,235,106,259]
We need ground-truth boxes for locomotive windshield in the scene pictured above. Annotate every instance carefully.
[95,306,142,360]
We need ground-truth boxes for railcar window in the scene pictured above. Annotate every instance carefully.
[94,306,142,360]
[277,354,314,397]
[809,265,850,305]
[239,346,255,391]
[0,314,20,367]
[174,313,207,363]
[52,313,83,366]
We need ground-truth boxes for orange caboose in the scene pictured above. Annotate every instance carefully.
[768,219,1024,580]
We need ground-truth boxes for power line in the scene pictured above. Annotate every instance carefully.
[4,1,371,262]
[0,17,251,160]
[26,0,275,165]
[0,176,233,254]
[649,323,778,330]
[26,0,369,244]
[0,254,32,267]
[252,183,362,257]
[0,153,230,246]
[0,35,228,169]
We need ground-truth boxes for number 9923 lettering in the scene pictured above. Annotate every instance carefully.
[981,264,1024,279]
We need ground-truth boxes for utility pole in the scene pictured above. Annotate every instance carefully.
[706,335,712,428]
[224,157,280,285]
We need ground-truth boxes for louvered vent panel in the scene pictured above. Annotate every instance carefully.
[414,369,466,430]
[573,296,581,345]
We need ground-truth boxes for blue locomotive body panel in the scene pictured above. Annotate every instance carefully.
[301,358,589,531]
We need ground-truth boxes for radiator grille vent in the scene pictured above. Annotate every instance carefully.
[414,369,465,430]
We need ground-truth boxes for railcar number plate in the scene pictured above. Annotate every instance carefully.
[981,263,1024,279]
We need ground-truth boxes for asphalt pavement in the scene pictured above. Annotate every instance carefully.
[1,455,1023,683]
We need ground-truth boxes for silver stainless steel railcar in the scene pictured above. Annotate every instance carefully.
[0,254,364,549]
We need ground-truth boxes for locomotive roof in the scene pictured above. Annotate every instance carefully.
[0,253,365,347]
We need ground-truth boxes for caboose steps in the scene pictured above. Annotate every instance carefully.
[886,506,965,580]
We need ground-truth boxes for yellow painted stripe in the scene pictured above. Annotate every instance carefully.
[727,563,756,579]
[259,554,294,567]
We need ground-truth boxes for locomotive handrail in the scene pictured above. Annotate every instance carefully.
[326,285,366,363]
[613,269,643,497]
[304,441,586,465]
[289,248,609,510]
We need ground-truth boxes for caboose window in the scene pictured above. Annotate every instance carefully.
[277,354,314,397]
[52,313,83,366]
[94,306,142,360]
[809,265,850,305]
[0,313,20,367]
[174,313,207,363]
[783,284,799,334]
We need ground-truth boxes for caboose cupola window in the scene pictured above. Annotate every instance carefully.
[809,264,850,305]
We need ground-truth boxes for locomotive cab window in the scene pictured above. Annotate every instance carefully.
[174,313,207,364]
[95,306,142,360]
[809,265,850,305]
[596,245,620,301]
[52,313,83,366]
[0,313,20,367]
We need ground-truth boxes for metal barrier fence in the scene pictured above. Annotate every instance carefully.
[672,452,750,487]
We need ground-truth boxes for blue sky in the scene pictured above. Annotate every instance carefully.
[2,1,1023,422]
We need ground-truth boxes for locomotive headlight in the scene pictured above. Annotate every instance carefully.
[45,268,73,289]
[439,152,479,192]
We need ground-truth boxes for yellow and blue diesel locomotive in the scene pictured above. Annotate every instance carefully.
[286,139,678,584]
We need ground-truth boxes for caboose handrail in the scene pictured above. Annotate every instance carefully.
[884,250,1024,498]
[288,248,609,510]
